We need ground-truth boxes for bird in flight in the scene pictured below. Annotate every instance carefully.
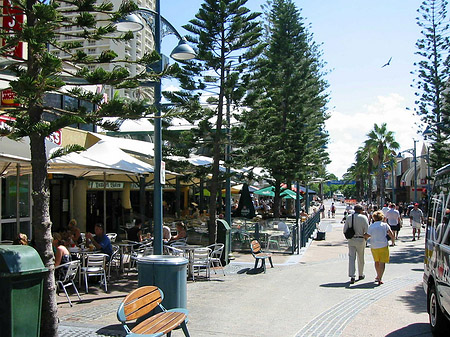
[381,57,392,68]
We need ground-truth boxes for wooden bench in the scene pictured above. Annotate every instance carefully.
[117,286,190,337]
[250,240,274,273]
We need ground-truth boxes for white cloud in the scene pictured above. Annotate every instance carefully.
[326,93,422,179]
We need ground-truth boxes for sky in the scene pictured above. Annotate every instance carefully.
[159,0,426,179]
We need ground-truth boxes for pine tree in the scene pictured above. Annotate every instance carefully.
[413,0,450,169]
[235,0,329,217]
[164,0,262,243]
[0,1,170,335]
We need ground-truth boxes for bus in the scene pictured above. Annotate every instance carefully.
[423,163,450,334]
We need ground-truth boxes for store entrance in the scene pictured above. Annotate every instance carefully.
[86,191,127,234]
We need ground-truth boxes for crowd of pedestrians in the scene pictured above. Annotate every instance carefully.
[342,201,425,285]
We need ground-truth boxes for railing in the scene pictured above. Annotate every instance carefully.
[300,211,320,248]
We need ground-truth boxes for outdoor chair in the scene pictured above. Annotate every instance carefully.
[130,242,153,269]
[164,245,184,256]
[192,247,211,281]
[117,286,190,337]
[106,233,117,242]
[55,260,82,307]
[107,245,121,280]
[80,253,108,293]
[207,243,225,276]
[250,240,274,273]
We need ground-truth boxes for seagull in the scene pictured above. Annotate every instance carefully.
[381,57,392,68]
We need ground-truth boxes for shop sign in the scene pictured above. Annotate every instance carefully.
[88,181,124,189]
[1,89,19,106]
[0,116,62,145]
[2,0,24,59]
[130,183,152,190]
[161,161,166,184]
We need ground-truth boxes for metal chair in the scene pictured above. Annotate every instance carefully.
[106,233,118,242]
[80,253,108,293]
[192,247,211,281]
[164,245,184,256]
[207,243,225,276]
[107,245,121,280]
[55,260,82,307]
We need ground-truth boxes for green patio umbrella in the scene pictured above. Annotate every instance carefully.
[253,186,275,197]
[254,186,303,200]
[281,189,303,200]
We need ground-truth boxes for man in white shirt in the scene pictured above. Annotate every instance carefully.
[385,203,401,242]
[343,204,369,284]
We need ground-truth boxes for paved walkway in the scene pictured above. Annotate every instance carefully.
[57,201,432,337]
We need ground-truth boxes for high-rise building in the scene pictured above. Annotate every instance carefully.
[49,0,156,99]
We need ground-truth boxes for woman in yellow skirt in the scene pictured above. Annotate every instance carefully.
[364,210,395,285]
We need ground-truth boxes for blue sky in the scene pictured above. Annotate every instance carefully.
[160,0,426,178]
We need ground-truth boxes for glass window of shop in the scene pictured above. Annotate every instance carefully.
[1,175,32,240]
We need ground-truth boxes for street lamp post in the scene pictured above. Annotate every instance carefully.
[116,2,196,254]
[397,139,419,204]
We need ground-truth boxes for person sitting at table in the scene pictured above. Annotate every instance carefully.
[86,223,113,257]
[13,233,28,245]
[275,220,291,238]
[169,222,187,244]
[68,218,82,245]
[53,232,72,280]
[163,225,172,243]
[52,232,71,266]
[127,219,143,243]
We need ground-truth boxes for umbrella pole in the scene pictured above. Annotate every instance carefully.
[103,172,107,231]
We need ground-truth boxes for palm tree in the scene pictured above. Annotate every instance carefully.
[365,123,400,206]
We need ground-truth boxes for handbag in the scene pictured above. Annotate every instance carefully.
[344,215,355,239]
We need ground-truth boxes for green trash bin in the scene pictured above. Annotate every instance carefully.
[137,255,188,310]
[217,219,231,266]
[0,245,47,337]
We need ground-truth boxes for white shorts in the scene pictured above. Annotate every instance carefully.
[412,220,422,229]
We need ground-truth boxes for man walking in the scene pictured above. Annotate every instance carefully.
[343,204,369,284]
[410,203,424,241]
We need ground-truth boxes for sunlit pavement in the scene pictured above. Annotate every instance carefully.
[58,200,432,337]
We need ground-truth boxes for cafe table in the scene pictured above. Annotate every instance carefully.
[178,244,202,279]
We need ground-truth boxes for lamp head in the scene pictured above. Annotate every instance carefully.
[170,38,196,61]
[396,152,403,159]
[115,14,144,32]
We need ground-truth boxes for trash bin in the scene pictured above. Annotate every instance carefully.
[0,245,47,337]
[137,255,188,310]
[217,219,231,265]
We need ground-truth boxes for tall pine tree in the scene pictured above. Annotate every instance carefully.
[235,0,329,217]
[164,0,262,243]
[413,0,450,169]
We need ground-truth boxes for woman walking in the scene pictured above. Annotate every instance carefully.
[364,210,395,285]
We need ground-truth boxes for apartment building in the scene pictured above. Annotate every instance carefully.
[49,0,156,99]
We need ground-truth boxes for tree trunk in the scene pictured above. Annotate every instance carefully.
[30,130,58,337]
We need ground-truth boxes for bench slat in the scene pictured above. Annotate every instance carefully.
[132,311,186,335]
[123,286,161,321]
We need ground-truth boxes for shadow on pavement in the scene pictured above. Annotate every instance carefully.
[236,266,266,275]
[385,323,431,337]
[96,324,126,336]
[320,280,378,289]
[390,246,424,264]
[397,283,428,315]
[320,282,350,288]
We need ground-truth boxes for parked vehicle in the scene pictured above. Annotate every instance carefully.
[423,164,450,335]
[333,193,345,203]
